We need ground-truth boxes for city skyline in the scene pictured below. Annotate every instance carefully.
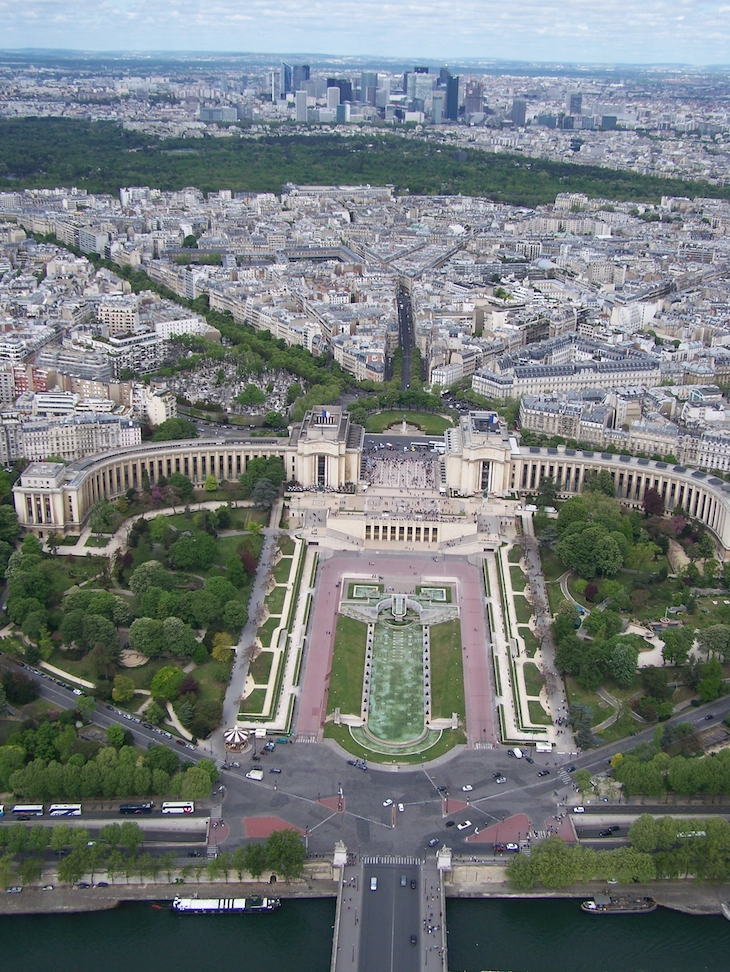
[3,0,730,67]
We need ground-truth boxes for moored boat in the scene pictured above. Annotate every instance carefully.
[721,902,730,922]
[581,893,657,914]
[172,895,281,914]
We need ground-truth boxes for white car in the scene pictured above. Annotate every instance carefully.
[457,820,472,831]
[382,799,393,808]
[573,806,586,813]
[461,785,473,792]
[397,803,404,812]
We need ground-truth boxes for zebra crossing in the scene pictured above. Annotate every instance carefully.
[557,770,573,787]
[295,733,319,743]
[361,855,422,866]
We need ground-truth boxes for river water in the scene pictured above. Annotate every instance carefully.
[2,897,730,972]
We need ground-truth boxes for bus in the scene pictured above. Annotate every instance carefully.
[119,802,154,815]
[11,804,44,817]
[411,441,431,452]
[161,801,194,814]
[48,804,82,817]
[0,805,4,817]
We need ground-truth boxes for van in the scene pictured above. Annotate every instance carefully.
[245,768,264,781]
[510,748,523,759]
[370,877,378,891]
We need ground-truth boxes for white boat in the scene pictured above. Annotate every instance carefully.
[171,895,280,913]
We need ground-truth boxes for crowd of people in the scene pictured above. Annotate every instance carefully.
[363,451,438,490]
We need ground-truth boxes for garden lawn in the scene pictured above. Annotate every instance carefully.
[565,676,608,727]
[364,410,453,435]
[519,626,540,658]
[192,660,229,704]
[327,614,368,716]
[539,548,567,583]
[323,723,466,765]
[527,700,552,726]
[523,662,545,697]
[273,558,293,584]
[508,547,522,565]
[279,537,296,557]
[513,595,533,625]
[258,616,280,648]
[249,650,274,684]
[265,585,287,617]
[240,688,267,715]
[510,566,527,592]
[428,618,465,721]
[546,582,566,615]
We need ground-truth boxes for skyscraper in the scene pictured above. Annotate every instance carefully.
[293,64,310,92]
[327,78,353,103]
[511,98,527,127]
[295,90,308,123]
[280,62,292,98]
[567,91,583,115]
[464,82,483,116]
[361,71,378,105]
[445,74,459,121]
[326,86,341,110]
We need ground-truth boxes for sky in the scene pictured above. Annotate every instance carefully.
[2,0,730,66]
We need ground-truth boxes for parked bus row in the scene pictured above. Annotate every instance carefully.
[0,802,195,818]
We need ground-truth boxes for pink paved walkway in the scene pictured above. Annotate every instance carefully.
[466,812,531,844]
[297,552,496,746]
[208,821,230,846]
[243,816,304,838]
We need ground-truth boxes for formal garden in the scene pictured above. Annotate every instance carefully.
[530,474,730,750]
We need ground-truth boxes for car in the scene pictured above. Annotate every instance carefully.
[397,803,404,812]
[72,689,83,696]
[42,885,54,891]
[231,761,241,769]
[186,743,196,751]
[537,770,550,777]
[176,739,186,747]
[142,723,152,729]
[599,829,614,837]
[437,785,448,793]
[163,732,172,739]
[382,799,393,807]
[370,877,377,891]
[445,820,455,828]
[457,820,472,831]
[106,704,114,710]
[705,713,715,720]
[524,756,534,764]
[251,755,261,762]
[573,806,586,813]
[461,785,473,792]
[410,935,417,946]
[609,825,620,832]
[410,879,417,889]
[347,759,358,766]
[492,772,503,778]
[427,838,440,847]
[97,882,109,888]
[400,875,407,887]
[505,843,519,852]
[494,843,506,853]
[187,851,202,858]
[495,775,507,784]
[567,765,576,773]
[76,883,91,889]
[263,741,276,752]
[6,886,22,893]
[269,767,281,774]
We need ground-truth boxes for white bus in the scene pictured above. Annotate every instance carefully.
[11,804,44,817]
[0,805,4,817]
[161,801,194,814]
[49,804,82,817]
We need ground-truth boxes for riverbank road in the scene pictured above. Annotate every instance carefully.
[332,860,446,972]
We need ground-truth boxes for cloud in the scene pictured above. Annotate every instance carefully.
[2,0,729,63]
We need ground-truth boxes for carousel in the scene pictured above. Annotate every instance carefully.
[223,725,251,754]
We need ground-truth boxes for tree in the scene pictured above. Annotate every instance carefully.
[206,576,238,606]
[698,657,724,703]
[243,843,269,880]
[608,640,639,685]
[204,474,218,492]
[265,829,306,881]
[263,411,285,428]
[582,469,615,496]
[82,614,118,652]
[660,627,694,667]
[537,475,558,507]
[641,667,670,702]
[129,561,171,597]
[180,766,214,800]
[119,822,144,855]
[89,497,121,535]
[223,600,247,631]
[643,487,665,517]
[169,473,195,502]
[149,665,185,700]
[106,723,128,748]
[151,418,199,441]
[699,625,730,661]
[162,617,198,657]
[150,515,174,547]
[0,506,21,545]
[145,700,167,725]
[252,477,279,510]
[129,617,164,657]
[237,384,265,407]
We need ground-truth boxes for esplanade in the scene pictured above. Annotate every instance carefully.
[13,406,730,556]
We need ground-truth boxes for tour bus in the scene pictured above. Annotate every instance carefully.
[119,802,154,815]
[411,441,431,452]
[11,804,44,817]
[161,801,195,814]
[0,805,4,817]
[48,804,82,817]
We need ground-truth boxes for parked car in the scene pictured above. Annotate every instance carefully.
[537,770,550,777]
[456,820,472,831]
[573,806,586,813]
[461,785,473,792]
[6,886,22,893]
[382,799,393,808]
[427,838,440,847]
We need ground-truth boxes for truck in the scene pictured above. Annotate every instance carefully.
[245,768,264,781]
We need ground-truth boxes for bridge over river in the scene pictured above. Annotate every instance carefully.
[331,851,449,972]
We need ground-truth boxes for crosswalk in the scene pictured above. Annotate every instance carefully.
[295,733,319,743]
[362,855,422,866]
[557,770,573,787]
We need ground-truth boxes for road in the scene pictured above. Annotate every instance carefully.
[360,864,421,972]
[396,286,414,391]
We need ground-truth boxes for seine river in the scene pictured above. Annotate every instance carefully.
[2,897,730,972]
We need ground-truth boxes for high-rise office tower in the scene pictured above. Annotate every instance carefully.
[326,86,341,110]
[464,82,484,116]
[280,62,292,98]
[295,90,308,123]
[361,71,378,105]
[327,78,353,103]
[439,66,451,85]
[445,74,460,120]
[511,98,527,126]
[432,92,444,124]
[567,91,583,115]
[292,64,310,93]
